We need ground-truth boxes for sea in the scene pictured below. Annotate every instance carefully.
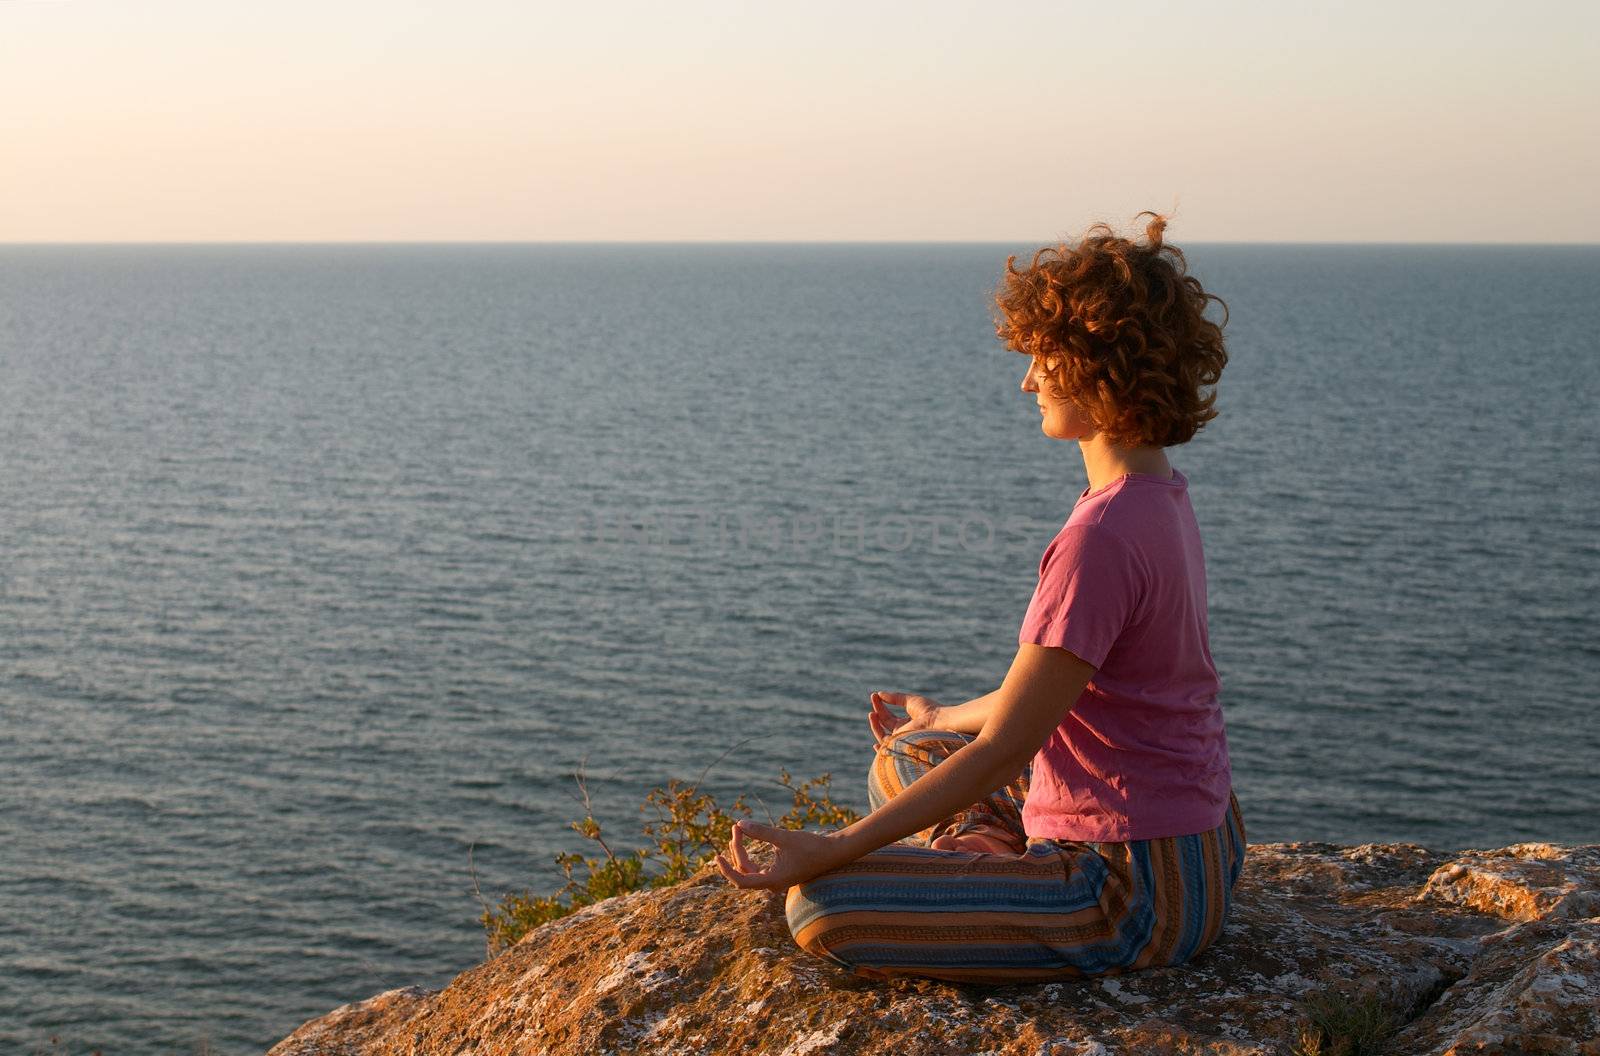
[1,242,1596,1055]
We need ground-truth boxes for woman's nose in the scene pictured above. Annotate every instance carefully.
[1021,368,1036,393]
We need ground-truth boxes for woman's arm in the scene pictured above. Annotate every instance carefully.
[718,644,1096,891]
[933,688,1003,735]
[833,644,1095,858]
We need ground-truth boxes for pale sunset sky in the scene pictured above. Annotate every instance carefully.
[3,0,1596,243]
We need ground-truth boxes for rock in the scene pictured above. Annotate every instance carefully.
[268,986,437,1056]
[1418,844,1600,922]
[269,841,1600,1056]
[1388,918,1600,1055]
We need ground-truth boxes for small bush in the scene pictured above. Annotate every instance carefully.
[477,752,861,957]
[1290,989,1400,1056]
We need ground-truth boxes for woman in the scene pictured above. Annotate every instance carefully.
[715,211,1245,983]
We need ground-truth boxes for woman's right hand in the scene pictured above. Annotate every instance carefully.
[868,691,944,748]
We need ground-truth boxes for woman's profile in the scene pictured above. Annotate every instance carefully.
[716,210,1245,982]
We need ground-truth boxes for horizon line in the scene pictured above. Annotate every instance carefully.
[4,239,1599,248]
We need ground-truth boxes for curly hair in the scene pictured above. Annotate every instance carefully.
[991,211,1229,448]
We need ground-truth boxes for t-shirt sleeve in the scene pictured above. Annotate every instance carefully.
[1018,523,1143,668]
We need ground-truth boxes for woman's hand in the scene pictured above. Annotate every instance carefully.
[868,691,944,747]
[714,820,860,892]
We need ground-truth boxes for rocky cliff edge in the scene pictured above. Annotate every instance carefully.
[270,840,1600,1055]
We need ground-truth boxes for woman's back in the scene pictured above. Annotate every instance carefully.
[1019,468,1231,842]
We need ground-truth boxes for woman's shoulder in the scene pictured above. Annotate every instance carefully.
[1071,473,1195,537]
[1051,483,1198,585]
[1036,518,1141,580]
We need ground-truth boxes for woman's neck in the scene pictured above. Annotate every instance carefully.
[1078,434,1173,493]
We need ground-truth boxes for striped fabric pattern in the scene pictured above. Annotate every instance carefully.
[784,729,1247,983]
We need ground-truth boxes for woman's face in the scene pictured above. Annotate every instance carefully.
[1021,356,1097,441]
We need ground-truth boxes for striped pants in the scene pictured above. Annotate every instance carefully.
[784,729,1247,983]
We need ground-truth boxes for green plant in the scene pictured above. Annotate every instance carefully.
[476,742,862,957]
[1289,988,1401,1056]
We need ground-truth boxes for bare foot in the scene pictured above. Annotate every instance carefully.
[930,825,1018,855]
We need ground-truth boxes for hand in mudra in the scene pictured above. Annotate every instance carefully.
[868,691,1020,856]
[867,690,943,747]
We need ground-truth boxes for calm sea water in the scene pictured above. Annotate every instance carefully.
[2,243,1597,1054]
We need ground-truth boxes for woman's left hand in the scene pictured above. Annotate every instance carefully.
[714,820,859,892]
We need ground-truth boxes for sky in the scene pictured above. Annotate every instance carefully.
[2,0,1597,243]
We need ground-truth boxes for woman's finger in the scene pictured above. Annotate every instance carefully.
[730,823,756,872]
[722,826,788,890]
[736,819,779,844]
[718,858,774,889]
[870,697,903,745]
[716,854,762,888]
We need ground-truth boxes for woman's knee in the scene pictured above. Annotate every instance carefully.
[869,728,971,800]
[889,727,975,748]
[783,878,851,965]
[873,728,976,771]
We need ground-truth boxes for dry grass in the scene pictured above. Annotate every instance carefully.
[1289,989,1401,1056]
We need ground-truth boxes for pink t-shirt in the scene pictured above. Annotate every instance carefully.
[1017,468,1232,842]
